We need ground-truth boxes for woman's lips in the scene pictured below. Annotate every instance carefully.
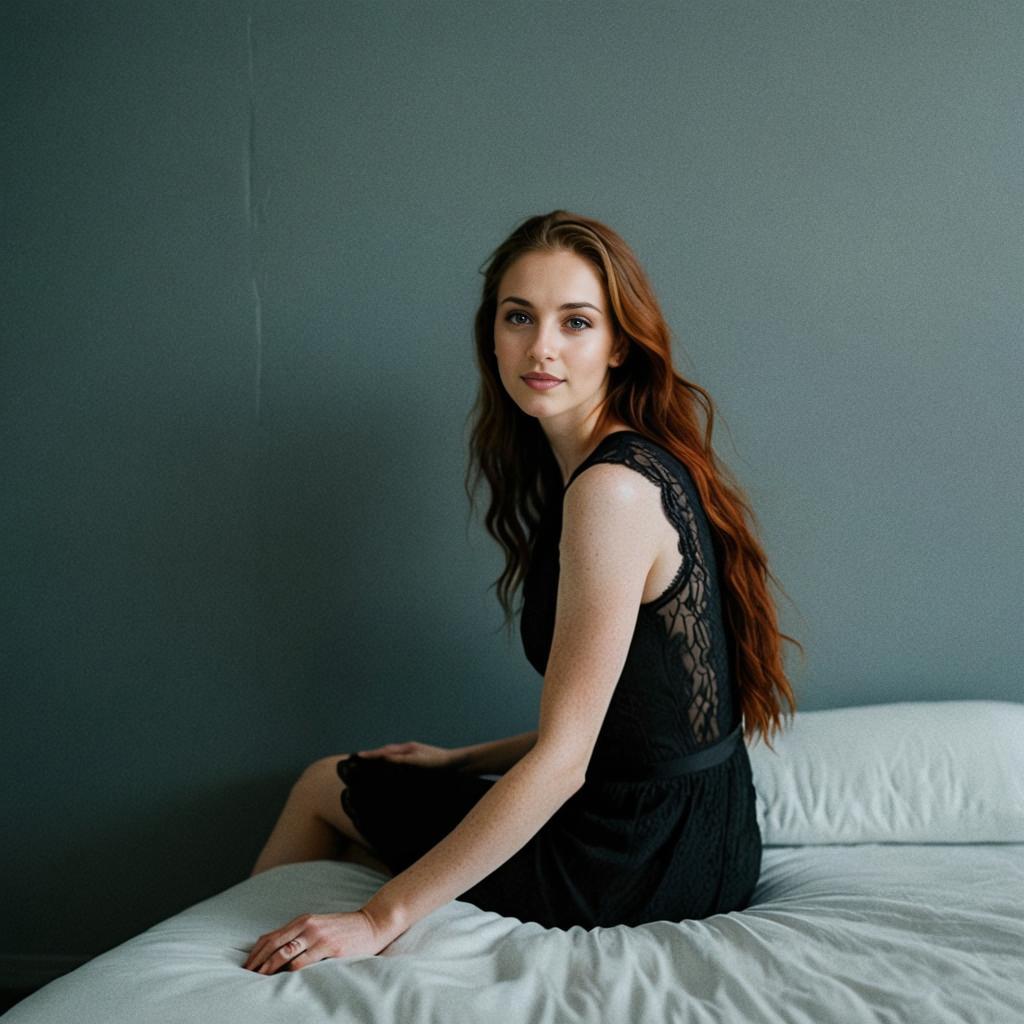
[522,377,564,391]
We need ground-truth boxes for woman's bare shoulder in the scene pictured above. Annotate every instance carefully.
[562,461,666,546]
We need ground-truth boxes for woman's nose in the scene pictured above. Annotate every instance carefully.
[526,321,560,362]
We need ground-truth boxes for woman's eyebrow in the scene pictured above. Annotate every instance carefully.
[499,296,603,313]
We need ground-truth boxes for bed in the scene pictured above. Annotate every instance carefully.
[8,700,1024,1023]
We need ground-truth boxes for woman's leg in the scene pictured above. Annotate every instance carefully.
[250,754,393,877]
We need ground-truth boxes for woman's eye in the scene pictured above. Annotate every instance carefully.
[504,311,591,331]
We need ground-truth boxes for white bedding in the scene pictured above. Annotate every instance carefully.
[748,700,1024,846]
[8,844,1024,1023]
[10,701,1024,1023]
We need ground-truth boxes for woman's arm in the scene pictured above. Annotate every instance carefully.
[450,730,537,775]
[361,746,582,946]
[360,465,658,947]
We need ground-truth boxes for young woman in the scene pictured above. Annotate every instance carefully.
[243,210,801,974]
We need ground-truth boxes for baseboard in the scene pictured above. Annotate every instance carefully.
[0,954,92,990]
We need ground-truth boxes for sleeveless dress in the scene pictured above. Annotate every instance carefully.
[336,430,762,929]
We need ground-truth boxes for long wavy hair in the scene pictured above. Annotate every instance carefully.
[464,210,802,748]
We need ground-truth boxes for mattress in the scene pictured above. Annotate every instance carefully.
[8,700,1024,1023]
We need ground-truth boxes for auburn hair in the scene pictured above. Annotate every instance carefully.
[463,210,802,748]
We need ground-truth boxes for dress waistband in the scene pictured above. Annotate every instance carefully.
[586,724,743,783]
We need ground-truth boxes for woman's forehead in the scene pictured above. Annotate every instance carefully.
[499,250,605,305]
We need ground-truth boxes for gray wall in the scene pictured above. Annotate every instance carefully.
[2,0,1021,967]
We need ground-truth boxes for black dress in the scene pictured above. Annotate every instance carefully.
[336,430,762,929]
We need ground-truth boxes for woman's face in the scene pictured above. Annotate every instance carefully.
[493,249,624,431]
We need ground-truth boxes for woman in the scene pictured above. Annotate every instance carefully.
[243,210,801,974]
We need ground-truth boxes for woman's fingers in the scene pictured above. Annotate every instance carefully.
[243,917,308,971]
[358,742,412,758]
[257,937,307,975]
[246,927,293,970]
[286,949,321,971]
[246,935,284,973]
[243,936,274,971]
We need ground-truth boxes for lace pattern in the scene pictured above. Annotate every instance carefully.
[585,437,721,744]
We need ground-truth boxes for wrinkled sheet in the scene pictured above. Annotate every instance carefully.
[9,844,1024,1024]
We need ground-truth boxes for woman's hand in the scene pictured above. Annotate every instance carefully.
[355,740,464,770]
[242,909,390,974]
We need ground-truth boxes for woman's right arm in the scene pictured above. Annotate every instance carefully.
[450,730,538,776]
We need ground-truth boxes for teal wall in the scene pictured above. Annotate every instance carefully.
[2,1,1021,964]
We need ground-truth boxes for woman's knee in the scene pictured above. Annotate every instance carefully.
[291,753,377,848]
[291,754,349,801]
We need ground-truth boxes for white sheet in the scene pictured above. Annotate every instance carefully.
[9,844,1024,1024]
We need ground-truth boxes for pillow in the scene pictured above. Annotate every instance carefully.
[747,700,1024,845]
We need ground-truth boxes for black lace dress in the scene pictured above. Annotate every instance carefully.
[336,430,762,928]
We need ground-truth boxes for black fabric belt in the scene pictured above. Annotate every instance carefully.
[586,724,743,783]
